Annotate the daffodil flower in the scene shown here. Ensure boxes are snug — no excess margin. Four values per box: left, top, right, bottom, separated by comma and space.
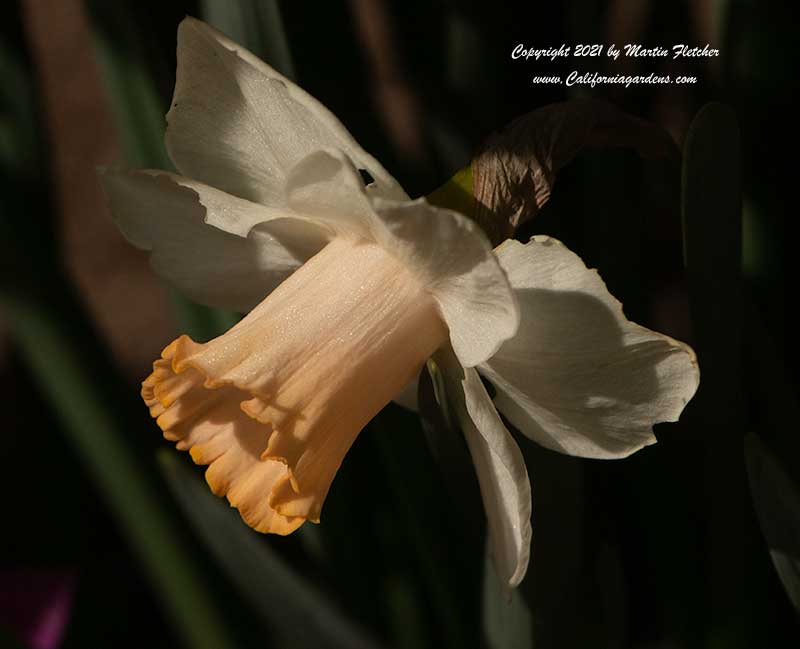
101, 18, 699, 589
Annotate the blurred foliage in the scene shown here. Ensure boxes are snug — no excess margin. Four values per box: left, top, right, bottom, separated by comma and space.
746, 434, 800, 614
159, 451, 384, 649
1, 1, 797, 649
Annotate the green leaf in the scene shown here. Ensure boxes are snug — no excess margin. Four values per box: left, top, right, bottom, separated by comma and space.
370, 404, 481, 649
0, 623, 30, 649
682, 102, 743, 398
482, 547, 534, 649
201, 0, 295, 79
745, 434, 800, 612
157, 451, 384, 649
87, 1, 171, 169
2, 11, 241, 645
682, 102, 751, 647
0, 291, 239, 649
89, 3, 241, 341
169, 290, 240, 343
0, 38, 38, 175
770, 552, 800, 614
418, 361, 485, 542
426, 165, 476, 221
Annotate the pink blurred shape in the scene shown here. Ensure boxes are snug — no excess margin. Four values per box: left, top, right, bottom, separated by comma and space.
0, 569, 77, 649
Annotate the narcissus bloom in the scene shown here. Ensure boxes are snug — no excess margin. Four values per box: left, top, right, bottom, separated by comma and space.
101, 18, 699, 589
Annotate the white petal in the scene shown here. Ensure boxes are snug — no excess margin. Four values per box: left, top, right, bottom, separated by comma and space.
437, 347, 532, 589
371, 198, 519, 368
284, 149, 376, 239
480, 236, 700, 459
166, 17, 405, 206
285, 149, 520, 367
100, 168, 328, 312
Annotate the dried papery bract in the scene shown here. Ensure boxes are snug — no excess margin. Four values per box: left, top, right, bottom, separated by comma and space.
472, 99, 678, 244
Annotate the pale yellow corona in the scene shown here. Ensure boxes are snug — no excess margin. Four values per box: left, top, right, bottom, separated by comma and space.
143, 238, 447, 532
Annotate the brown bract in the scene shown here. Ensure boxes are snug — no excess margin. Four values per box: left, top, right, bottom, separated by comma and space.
472, 99, 679, 245
22, 0, 174, 377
